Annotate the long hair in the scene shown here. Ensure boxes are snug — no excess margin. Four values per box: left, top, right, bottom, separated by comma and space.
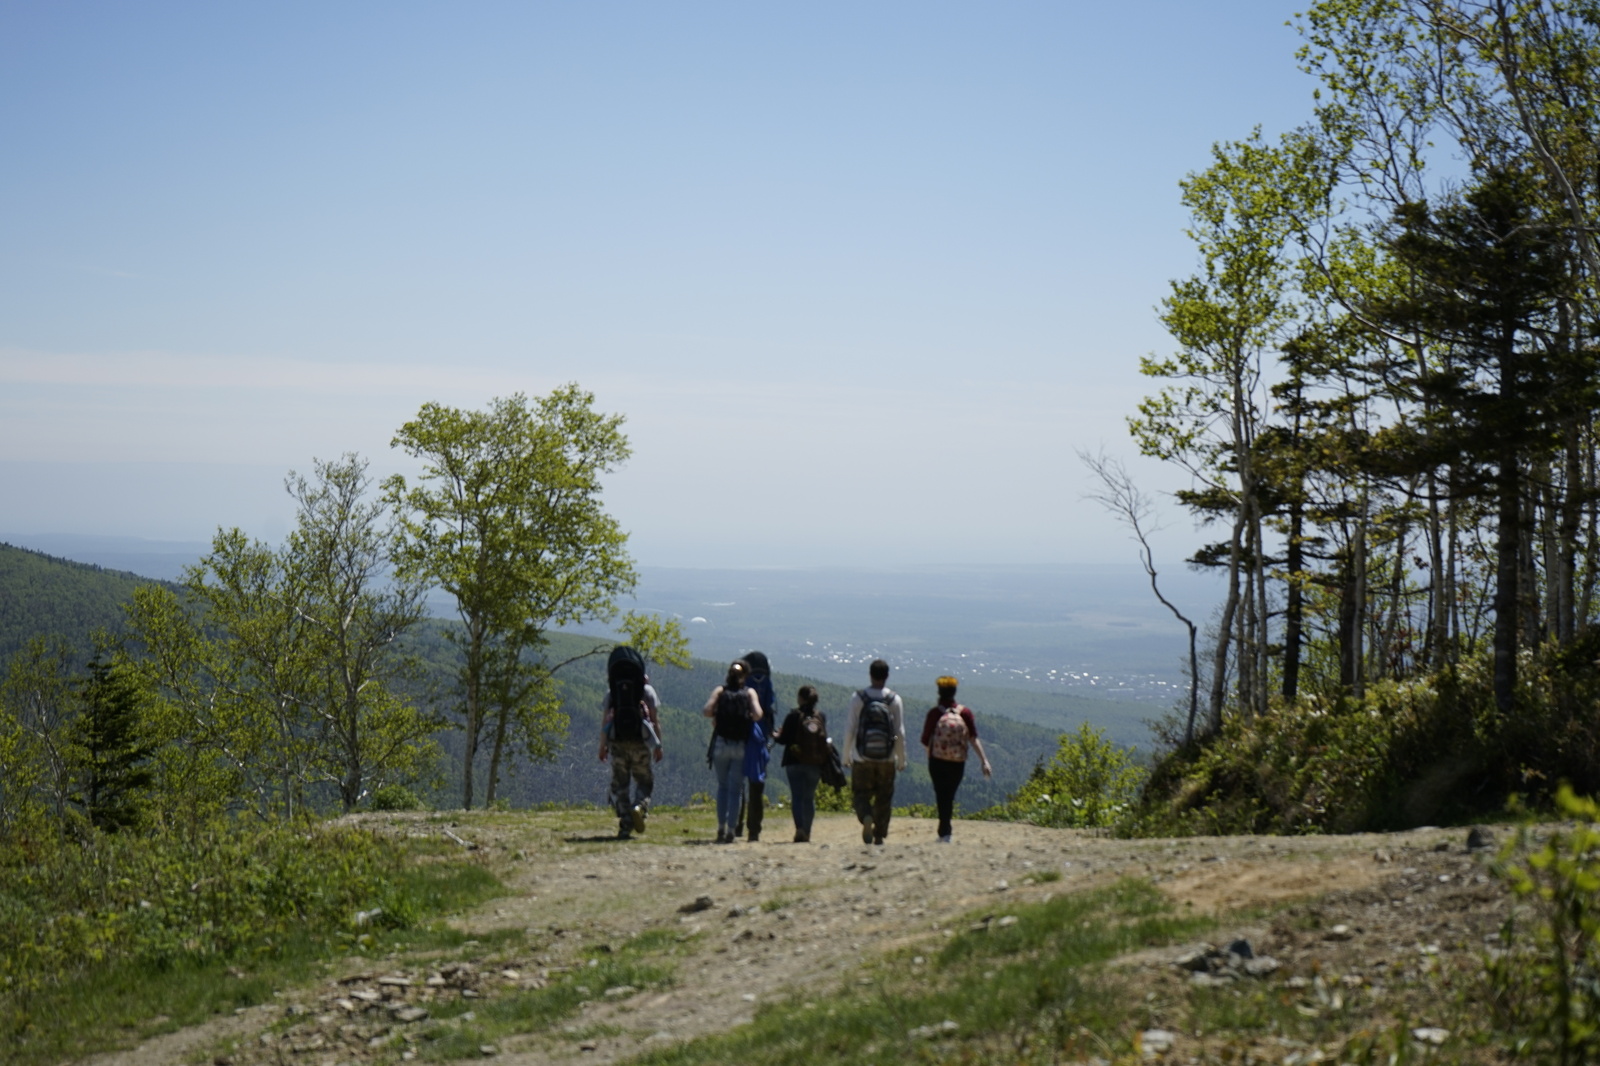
725, 660, 749, 688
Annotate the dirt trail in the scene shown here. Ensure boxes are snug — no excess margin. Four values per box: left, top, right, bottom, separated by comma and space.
83, 812, 1494, 1066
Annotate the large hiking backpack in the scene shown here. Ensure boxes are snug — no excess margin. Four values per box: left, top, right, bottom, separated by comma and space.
856, 689, 895, 761
607, 645, 648, 743
929, 704, 970, 762
796, 710, 830, 765
742, 650, 775, 716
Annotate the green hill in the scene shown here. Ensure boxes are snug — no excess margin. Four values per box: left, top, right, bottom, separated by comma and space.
0, 542, 164, 663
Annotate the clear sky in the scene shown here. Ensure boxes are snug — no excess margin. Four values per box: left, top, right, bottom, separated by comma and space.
1, 2, 1317, 568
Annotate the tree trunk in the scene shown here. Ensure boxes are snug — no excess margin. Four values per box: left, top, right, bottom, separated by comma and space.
1207, 507, 1248, 735
1283, 500, 1305, 701
1494, 452, 1521, 717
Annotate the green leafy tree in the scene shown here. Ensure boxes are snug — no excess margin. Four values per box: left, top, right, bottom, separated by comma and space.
386, 385, 665, 808
1132, 128, 1329, 729
0, 637, 84, 831
282, 455, 436, 811
125, 455, 433, 818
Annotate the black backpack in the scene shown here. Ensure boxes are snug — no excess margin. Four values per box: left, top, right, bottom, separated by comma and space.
715, 686, 751, 741
856, 689, 895, 760
607, 645, 648, 743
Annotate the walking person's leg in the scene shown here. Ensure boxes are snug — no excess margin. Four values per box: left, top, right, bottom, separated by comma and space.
747, 780, 764, 841
712, 739, 745, 842
610, 753, 634, 838
850, 763, 876, 843
928, 757, 965, 840
871, 763, 896, 843
786, 763, 820, 841
630, 746, 654, 832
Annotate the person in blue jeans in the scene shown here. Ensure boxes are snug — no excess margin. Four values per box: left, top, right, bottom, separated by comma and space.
773, 685, 830, 842
702, 660, 763, 844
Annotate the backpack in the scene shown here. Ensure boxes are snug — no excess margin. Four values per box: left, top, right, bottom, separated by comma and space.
715, 686, 751, 741
795, 710, 830, 766
855, 689, 895, 761
929, 704, 970, 762
607, 645, 648, 743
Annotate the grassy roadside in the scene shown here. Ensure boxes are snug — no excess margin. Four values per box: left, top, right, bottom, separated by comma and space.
1, 825, 505, 1066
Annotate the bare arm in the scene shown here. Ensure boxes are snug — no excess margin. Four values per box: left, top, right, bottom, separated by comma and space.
702, 686, 725, 717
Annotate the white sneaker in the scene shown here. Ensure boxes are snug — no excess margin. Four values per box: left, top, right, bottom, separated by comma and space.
937, 835, 952, 843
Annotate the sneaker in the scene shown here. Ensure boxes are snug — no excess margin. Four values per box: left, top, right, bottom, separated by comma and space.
873, 837, 885, 846
861, 819, 874, 845
937, 834, 952, 844
617, 821, 632, 841
631, 804, 647, 833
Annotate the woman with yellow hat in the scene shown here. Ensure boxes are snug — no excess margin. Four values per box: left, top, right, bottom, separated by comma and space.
919, 675, 992, 843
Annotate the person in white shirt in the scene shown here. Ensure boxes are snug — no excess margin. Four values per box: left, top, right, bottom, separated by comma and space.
841, 658, 907, 845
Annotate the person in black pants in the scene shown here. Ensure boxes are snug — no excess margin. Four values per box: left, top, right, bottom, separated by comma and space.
919, 675, 992, 843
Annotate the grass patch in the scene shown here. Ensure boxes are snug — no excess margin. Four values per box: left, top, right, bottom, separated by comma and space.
630, 878, 1214, 1066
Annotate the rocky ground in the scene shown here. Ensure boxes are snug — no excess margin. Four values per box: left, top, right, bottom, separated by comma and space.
81, 811, 1518, 1066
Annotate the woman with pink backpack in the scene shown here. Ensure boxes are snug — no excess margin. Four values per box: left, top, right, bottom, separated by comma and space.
920, 675, 992, 843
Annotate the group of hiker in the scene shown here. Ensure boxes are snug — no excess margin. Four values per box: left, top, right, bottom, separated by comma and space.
599, 648, 992, 845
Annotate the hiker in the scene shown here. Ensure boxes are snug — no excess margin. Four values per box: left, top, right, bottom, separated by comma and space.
772, 684, 829, 842
598, 645, 663, 840
702, 660, 763, 844
736, 650, 776, 842
842, 658, 907, 845
920, 675, 992, 843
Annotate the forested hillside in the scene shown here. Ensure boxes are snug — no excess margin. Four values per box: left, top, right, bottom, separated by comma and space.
0, 543, 157, 662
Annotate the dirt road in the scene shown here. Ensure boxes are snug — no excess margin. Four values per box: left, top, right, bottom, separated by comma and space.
85, 810, 1506, 1066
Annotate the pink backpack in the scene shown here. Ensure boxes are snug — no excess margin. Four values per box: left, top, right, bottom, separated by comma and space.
929, 705, 970, 762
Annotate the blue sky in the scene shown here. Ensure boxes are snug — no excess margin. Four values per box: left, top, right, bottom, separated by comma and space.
1, 2, 1317, 567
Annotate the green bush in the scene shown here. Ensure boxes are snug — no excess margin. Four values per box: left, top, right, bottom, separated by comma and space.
1486, 786, 1600, 1064
980, 723, 1145, 830
369, 784, 425, 811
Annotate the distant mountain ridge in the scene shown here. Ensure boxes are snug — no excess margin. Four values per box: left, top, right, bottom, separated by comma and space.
0, 542, 175, 662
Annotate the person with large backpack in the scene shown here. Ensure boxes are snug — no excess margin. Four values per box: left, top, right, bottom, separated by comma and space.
735, 650, 776, 842
919, 675, 992, 843
772, 684, 830, 842
599, 645, 662, 841
842, 658, 907, 845
701, 660, 763, 844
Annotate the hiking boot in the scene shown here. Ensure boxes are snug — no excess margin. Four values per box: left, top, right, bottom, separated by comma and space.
793, 831, 809, 843
631, 804, 647, 833
617, 821, 632, 841
861, 819, 874, 845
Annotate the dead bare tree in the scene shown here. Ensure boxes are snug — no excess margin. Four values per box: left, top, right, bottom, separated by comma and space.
1079, 448, 1203, 747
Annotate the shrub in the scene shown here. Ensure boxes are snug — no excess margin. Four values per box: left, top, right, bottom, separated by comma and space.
982, 723, 1145, 830
368, 784, 425, 812
1486, 786, 1600, 1064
